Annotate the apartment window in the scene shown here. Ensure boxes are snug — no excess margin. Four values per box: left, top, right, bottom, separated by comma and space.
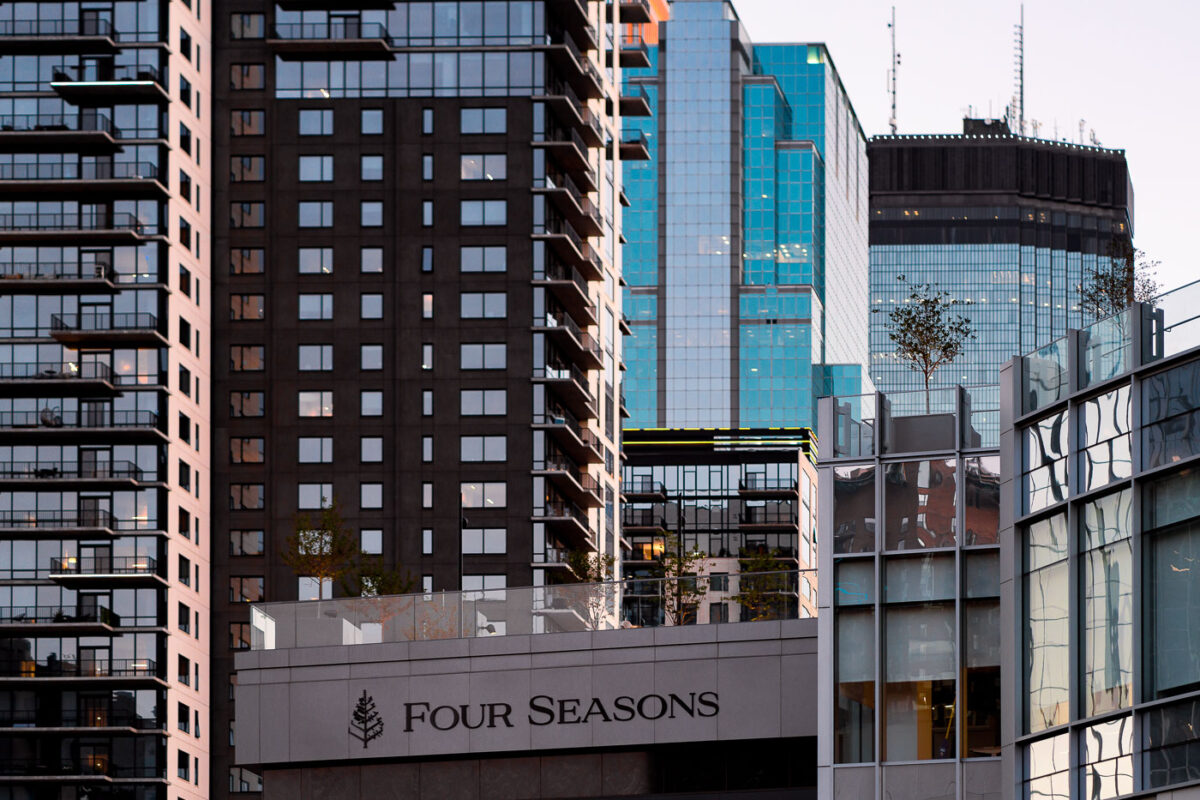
298, 294, 333, 320
179, 122, 192, 154
230, 156, 265, 182
422, 294, 433, 319
422, 200, 433, 226
298, 391, 333, 417
361, 345, 383, 370
421, 108, 433, 134
229, 623, 252, 650
361, 155, 383, 181
461, 246, 506, 272
230, 202, 264, 228
461, 107, 507, 134
231, 109, 265, 136
361, 294, 383, 319
179, 654, 191, 685
360, 247, 382, 274
179, 555, 192, 586
461, 482, 507, 508
229, 345, 264, 371
298, 437, 333, 463
460, 200, 506, 226
422, 482, 433, 509
361, 529, 383, 554
179, 76, 192, 107
421, 344, 433, 371
298, 155, 334, 182
361, 391, 383, 416
229, 484, 264, 510
422, 436, 433, 462
229, 577, 264, 603
179, 365, 191, 397
180, 169, 193, 202
230, 437, 265, 463
230, 12, 264, 39
421, 246, 433, 272
231, 248, 264, 274
298, 201, 333, 228
460, 154, 507, 181
178, 602, 191, 633
230, 391, 265, 418
298, 576, 332, 601
461, 389, 507, 416
178, 750, 190, 780
179, 460, 191, 490
179, 265, 192, 298
462, 528, 506, 554
461, 435, 507, 462
179, 412, 192, 444
298, 247, 333, 275
361, 483, 383, 509
361, 201, 383, 227
299, 108, 333, 135
460, 292, 506, 319
230, 64, 265, 89
298, 344, 333, 371
361, 437, 383, 463
423, 576, 434, 593
422, 529, 434, 555
361, 108, 382, 134
180, 28, 193, 59
230, 529, 265, 555
460, 343, 506, 369
422, 154, 433, 180
422, 390, 434, 416
179, 217, 193, 248
229, 294, 264, 320
298, 483, 333, 509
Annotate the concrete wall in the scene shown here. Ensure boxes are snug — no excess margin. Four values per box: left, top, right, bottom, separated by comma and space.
234, 619, 817, 766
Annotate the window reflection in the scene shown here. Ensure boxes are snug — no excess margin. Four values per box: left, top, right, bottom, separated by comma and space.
883, 459, 956, 549
1025, 513, 1069, 733
964, 456, 1000, 544
884, 603, 955, 760
1080, 386, 1131, 491
1145, 469, 1200, 699
835, 607, 875, 763
833, 465, 875, 554
1081, 489, 1132, 716
1143, 359, 1200, 469
1024, 411, 1068, 513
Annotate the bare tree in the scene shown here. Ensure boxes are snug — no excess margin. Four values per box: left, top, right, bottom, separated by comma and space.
874, 274, 975, 413
565, 550, 617, 629
1080, 240, 1160, 319
659, 531, 708, 626
283, 498, 414, 598
733, 548, 791, 622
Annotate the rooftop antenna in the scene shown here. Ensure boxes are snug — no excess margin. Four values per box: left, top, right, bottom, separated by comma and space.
1013, 4, 1025, 135
887, 6, 900, 134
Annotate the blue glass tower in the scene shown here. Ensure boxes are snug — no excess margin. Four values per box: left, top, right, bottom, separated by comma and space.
621, 0, 870, 431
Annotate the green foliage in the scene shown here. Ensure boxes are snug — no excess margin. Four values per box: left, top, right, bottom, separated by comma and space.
659, 531, 708, 626
733, 548, 791, 622
1080, 241, 1160, 319
283, 498, 415, 597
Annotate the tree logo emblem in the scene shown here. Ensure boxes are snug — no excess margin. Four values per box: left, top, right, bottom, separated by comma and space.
349, 689, 384, 748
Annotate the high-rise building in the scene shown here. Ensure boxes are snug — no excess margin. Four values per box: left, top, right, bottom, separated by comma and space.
621, 0, 870, 431
211, 2, 628, 794
0, 1, 212, 796
868, 121, 1134, 394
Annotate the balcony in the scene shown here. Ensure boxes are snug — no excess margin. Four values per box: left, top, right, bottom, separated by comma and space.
0, 112, 120, 151
534, 452, 603, 508
619, 387, 631, 418
0, 212, 162, 243
548, 0, 598, 50
268, 22, 393, 57
0, 708, 164, 732
738, 507, 798, 531
532, 498, 595, 550
0, 758, 161, 781
0, 509, 118, 537
0, 361, 116, 397
0, 409, 164, 443
535, 311, 604, 369
533, 260, 596, 326
0, 19, 120, 54
534, 360, 596, 420
0, 459, 150, 488
619, 85, 653, 117
0, 605, 121, 635
738, 477, 799, 498
275, 0, 396, 8
533, 403, 605, 465
536, 123, 596, 189
0, 161, 166, 197
0, 657, 160, 683
621, 509, 668, 533
619, 313, 633, 335
614, 129, 651, 161
0, 260, 117, 292
542, 78, 605, 148
609, 0, 653, 24
545, 31, 604, 100
614, 32, 651, 69
50, 64, 169, 103
49, 555, 164, 587
534, 172, 603, 237
623, 479, 667, 502
50, 312, 166, 346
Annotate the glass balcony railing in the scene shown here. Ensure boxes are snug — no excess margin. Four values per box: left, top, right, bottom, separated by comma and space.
270, 21, 391, 43
0, 459, 143, 481
0, 112, 117, 135
0, 360, 112, 381
0, 709, 162, 729
0, 656, 155, 678
0, 19, 116, 38
0, 605, 120, 626
0, 212, 157, 234
0, 409, 158, 430
0, 161, 160, 182
49, 555, 157, 575
0, 260, 115, 282
50, 311, 160, 334
249, 569, 813, 650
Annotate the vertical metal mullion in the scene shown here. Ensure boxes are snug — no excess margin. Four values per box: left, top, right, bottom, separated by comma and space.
874, 447, 884, 800
954, 387, 966, 800
1129, 368, 1145, 792
1066, 384, 1082, 797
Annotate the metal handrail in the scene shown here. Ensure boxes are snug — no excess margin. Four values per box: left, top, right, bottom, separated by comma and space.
0, 509, 116, 529
49, 555, 157, 574
0, 409, 158, 429
0, 212, 152, 232
0, 605, 120, 626
0, 19, 116, 37
0, 261, 115, 281
52, 63, 161, 83
50, 311, 159, 332
0, 162, 159, 181
0, 657, 156, 677
0, 361, 112, 380
0, 460, 143, 481
0, 112, 117, 135
270, 22, 392, 43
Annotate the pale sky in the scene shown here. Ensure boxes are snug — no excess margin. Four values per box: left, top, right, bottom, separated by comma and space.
730, 0, 1198, 292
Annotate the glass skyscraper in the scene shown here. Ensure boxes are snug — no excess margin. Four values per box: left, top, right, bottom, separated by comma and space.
622, 0, 869, 430
869, 124, 1134, 394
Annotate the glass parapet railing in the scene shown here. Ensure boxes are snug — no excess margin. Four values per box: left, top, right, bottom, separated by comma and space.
249, 569, 813, 651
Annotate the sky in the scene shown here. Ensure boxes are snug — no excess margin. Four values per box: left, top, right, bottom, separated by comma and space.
730, 0, 1198, 292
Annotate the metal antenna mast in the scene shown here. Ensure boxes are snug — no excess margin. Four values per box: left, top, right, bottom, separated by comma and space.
887, 6, 899, 134
1013, 4, 1025, 135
